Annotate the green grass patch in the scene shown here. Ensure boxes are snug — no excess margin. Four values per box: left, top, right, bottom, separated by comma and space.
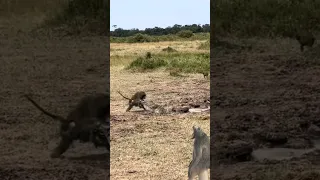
111, 33, 210, 43
126, 56, 168, 71
126, 52, 209, 74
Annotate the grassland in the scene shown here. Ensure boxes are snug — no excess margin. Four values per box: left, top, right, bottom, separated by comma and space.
212, 0, 320, 179
110, 39, 210, 179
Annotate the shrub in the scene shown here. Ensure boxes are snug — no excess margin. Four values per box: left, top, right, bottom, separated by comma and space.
177, 30, 194, 38
129, 33, 151, 43
127, 56, 167, 70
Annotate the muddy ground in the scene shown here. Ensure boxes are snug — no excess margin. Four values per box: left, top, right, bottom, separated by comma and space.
0, 28, 109, 179
211, 37, 320, 179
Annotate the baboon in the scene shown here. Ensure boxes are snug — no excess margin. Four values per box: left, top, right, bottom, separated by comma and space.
296, 32, 315, 52
117, 91, 147, 112
24, 93, 110, 158
188, 126, 210, 180
202, 72, 209, 79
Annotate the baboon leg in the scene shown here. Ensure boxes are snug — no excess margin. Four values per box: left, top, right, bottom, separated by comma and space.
188, 166, 197, 180
105, 141, 110, 151
188, 171, 197, 180
50, 137, 73, 158
300, 45, 304, 52
90, 126, 110, 151
140, 104, 147, 110
198, 170, 209, 180
126, 104, 133, 112
91, 135, 110, 149
93, 140, 110, 152
102, 140, 110, 151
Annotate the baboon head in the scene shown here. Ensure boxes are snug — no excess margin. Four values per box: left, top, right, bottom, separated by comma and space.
140, 92, 146, 100
191, 125, 206, 139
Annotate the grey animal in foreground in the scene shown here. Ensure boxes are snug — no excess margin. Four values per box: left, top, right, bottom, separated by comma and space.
24, 93, 110, 158
296, 32, 315, 52
188, 126, 210, 180
117, 91, 147, 112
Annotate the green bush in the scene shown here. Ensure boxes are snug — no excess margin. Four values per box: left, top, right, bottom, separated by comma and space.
167, 53, 210, 73
127, 57, 167, 70
126, 53, 209, 73
129, 33, 152, 43
177, 30, 194, 38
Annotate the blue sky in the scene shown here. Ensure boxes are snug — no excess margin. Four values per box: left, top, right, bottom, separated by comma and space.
110, 0, 209, 31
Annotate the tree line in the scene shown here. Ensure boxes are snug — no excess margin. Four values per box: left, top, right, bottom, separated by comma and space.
111, 24, 210, 37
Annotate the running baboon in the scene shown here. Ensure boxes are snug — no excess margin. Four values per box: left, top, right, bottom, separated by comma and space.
24, 93, 110, 158
117, 91, 147, 112
188, 126, 210, 180
296, 32, 315, 52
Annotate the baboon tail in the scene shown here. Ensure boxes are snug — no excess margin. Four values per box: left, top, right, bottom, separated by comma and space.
24, 95, 66, 122
117, 91, 131, 100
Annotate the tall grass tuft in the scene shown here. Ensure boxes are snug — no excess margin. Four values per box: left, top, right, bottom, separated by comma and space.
127, 53, 210, 74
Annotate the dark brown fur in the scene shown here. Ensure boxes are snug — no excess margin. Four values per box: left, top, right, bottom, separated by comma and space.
296, 32, 315, 52
117, 91, 147, 112
24, 93, 110, 158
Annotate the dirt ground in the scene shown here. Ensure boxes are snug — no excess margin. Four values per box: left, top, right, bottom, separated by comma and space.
212, 36, 320, 179
0, 19, 109, 179
110, 41, 210, 179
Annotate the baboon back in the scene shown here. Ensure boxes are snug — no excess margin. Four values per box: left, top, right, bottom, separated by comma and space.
67, 93, 110, 122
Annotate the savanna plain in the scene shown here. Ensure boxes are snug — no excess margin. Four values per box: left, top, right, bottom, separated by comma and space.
212, 0, 320, 179
110, 35, 210, 179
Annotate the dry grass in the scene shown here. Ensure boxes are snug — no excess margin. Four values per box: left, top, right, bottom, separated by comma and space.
110, 41, 210, 179
110, 40, 209, 66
